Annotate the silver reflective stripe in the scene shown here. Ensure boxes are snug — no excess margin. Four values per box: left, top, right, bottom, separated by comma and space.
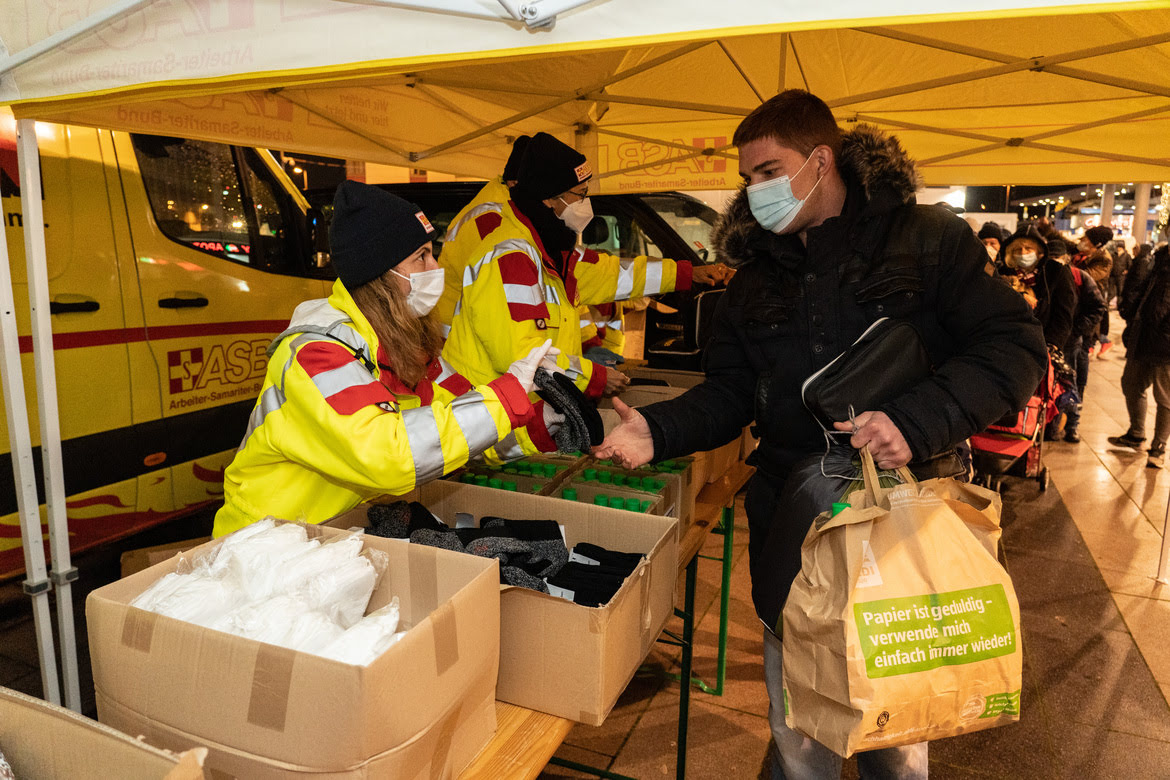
441, 321, 452, 338
543, 284, 562, 305
280, 334, 318, 395
436, 357, 459, 385
644, 259, 664, 296
565, 354, 585, 381
324, 322, 370, 359
239, 383, 285, 449
445, 202, 502, 242
450, 391, 501, 458
402, 406, 446, 484
310, 360, 381, 399
502, 283, 545, 306
614, 257, 636, 301
494, 431, 525, 461
464, 238, 544, 289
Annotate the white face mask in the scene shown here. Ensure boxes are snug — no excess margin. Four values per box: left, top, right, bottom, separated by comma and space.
1011, 251, 1039, 271
391, 267, 445, 317
745, 151, 822, 234
557, 196, 594, 233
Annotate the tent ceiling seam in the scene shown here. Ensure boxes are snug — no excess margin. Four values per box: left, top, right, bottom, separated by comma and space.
416, 40, 712, 160
716, 40, 766, 104
273, 89, 412, 161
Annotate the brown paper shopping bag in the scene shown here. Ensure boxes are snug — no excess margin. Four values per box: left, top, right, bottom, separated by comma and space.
781, 448, 1022, 757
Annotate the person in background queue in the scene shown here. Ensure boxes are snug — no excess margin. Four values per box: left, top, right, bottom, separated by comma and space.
442, 131, 730, 400
435, 135, 531, 331
214, 182, 563, 537
1075, 225, 1115, 357
593, 90, 1046, 780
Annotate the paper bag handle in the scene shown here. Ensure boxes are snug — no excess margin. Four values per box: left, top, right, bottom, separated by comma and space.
859, 445, 917, 507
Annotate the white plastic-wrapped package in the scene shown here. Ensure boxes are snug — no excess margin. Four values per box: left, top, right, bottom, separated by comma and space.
319, 598, 405, 666
129, 519, 402, 664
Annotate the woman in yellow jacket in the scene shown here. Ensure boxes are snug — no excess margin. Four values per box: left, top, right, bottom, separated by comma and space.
214, 181, 561, 536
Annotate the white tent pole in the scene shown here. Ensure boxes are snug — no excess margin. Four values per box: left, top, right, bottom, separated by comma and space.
416, 40, 711, 159
16, 119, 81, 712
0, 138, 59, 707
1134, 183, 1153, 244
0, 0, 155, 77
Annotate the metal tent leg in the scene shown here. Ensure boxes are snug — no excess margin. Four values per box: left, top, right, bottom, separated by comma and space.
18, 119, 81, 710
0, 134, 59, 705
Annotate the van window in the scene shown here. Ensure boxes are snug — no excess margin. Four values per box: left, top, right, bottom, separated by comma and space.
640, 194, 718, 263
132, 135, 303, 273
132, 135, 252, 263
582, 208, 662, 259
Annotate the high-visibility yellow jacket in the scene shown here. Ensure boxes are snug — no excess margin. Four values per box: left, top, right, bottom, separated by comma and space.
442, 200, 692, 397
436, 177, 510, 332
580, 302, 628, 355
213, 279, 554, 536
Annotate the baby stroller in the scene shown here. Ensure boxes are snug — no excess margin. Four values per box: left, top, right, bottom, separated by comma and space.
970, 355, 1059, 492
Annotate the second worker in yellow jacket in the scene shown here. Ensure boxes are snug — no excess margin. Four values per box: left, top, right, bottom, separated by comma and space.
442, 132, 726, 401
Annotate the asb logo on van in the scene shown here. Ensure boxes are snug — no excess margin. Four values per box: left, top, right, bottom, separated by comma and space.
166, 339, 271, 409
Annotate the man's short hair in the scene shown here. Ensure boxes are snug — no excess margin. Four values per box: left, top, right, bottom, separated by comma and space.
732, 89, 843, 158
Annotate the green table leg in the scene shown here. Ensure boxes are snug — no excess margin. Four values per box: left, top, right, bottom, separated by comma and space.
677, 553, 697, 779
683, 504, 734, 696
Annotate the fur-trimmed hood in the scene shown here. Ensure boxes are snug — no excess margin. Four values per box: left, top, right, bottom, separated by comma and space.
713, 124, 920, 266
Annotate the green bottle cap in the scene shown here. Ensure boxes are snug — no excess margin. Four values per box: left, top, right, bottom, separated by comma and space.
594, 494, 608, 506
503, 481, 517, 492
517, 463, 531, 474
475, 475, 489, 487
640, 500, 652, 512
531, 483, 543, 493
583, 468, 597, 481
608, 496, 625, 509
624, 498, 641, 512
613, 474, 627, 487
562, 488, 577, 501
543, 464, 556, 478
460, 473, 476, 484
598, 471, 612, 484
503, 466, 517, 475
488, 478, 503, 489
627, 477, 643, 490
831, 502, 851, 517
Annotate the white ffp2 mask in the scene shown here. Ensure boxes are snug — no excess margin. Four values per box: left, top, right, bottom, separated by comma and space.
391, 267, 445, 317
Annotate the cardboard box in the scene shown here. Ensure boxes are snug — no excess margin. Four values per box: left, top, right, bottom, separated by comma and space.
627, 366, 706, 389
88, 525, 500, 779
329, 482, 678, 725
120, 538, 212, 578
704, 434, 743, 483
0, 685, 206, 779
556, 481, 664, 516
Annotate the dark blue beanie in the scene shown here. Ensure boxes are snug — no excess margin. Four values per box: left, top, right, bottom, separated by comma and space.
329, 181, 435, 290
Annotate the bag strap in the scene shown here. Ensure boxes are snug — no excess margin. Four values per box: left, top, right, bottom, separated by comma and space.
859, 445, 918, 508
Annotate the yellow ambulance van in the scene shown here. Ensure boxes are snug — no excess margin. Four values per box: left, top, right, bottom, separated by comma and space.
0, 111, 331, 578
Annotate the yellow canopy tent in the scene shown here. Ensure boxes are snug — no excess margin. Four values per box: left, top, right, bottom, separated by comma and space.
2, 1, 1169, 189
1, 0, 1169, 712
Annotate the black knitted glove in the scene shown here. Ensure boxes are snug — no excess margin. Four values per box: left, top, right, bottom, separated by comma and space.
534, 368, 604, 452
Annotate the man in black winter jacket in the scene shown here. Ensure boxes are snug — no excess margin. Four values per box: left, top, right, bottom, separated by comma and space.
1109, 244, 1170, 468
594, 90, 1046, 780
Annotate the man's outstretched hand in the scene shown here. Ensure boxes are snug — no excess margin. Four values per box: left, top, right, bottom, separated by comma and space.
592, 397, 654, 468
832, 410, 912, 469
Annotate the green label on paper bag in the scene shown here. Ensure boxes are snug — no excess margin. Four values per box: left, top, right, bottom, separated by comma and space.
853, 585, 1016, 679
979, 690, 1021, 718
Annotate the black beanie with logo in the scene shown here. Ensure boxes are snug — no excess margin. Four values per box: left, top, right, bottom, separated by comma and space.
329, 180, 435, 290
503, 135, 531, 182
512, 132, 593, 201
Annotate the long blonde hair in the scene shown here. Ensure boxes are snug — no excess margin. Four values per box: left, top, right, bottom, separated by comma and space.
349, 269, 444, 389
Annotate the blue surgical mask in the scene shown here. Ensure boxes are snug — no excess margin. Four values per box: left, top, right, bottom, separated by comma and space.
745, 151, 822, 234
